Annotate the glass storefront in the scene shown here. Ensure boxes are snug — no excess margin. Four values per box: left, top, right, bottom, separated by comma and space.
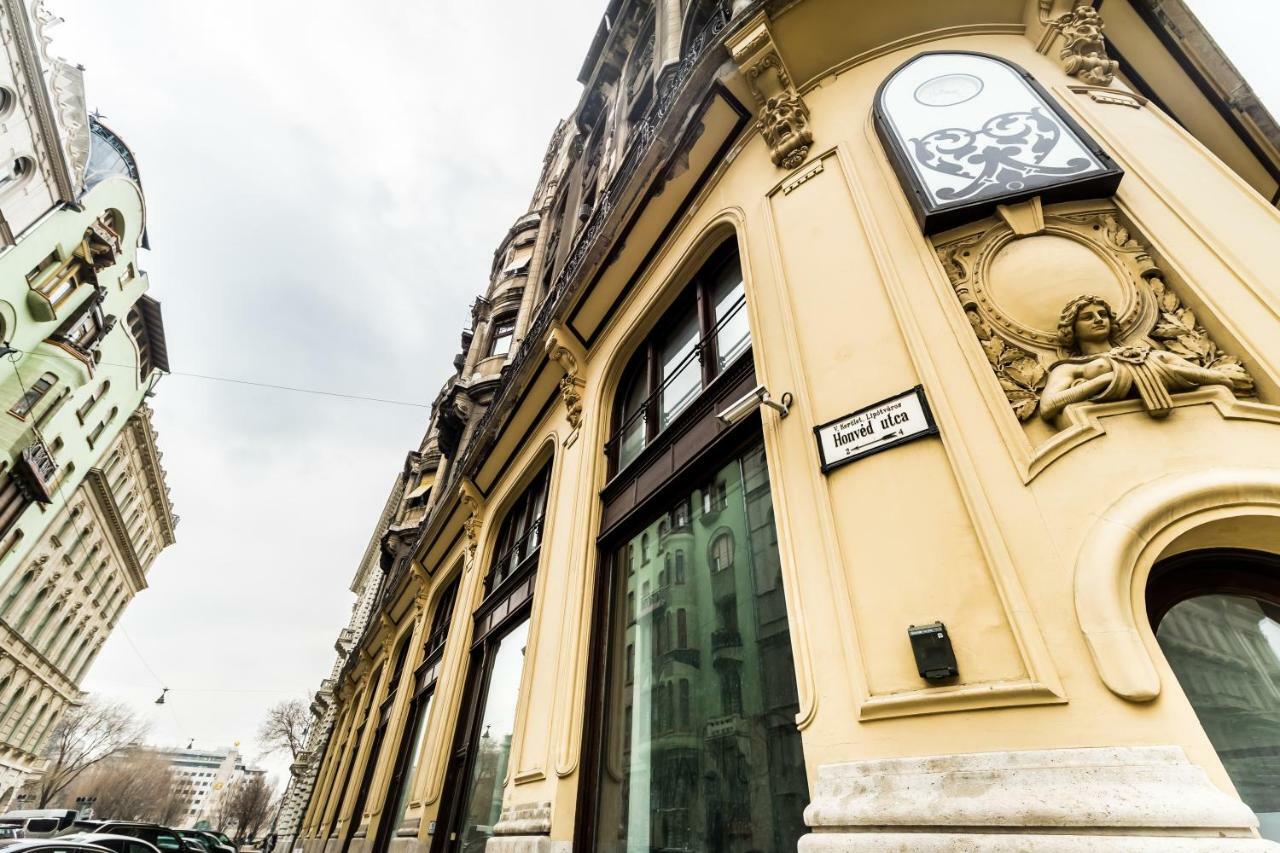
1157, 593, 1280, 841
453, 618, 530, 853
594, 444, 808, 851
387, 692, 432, 838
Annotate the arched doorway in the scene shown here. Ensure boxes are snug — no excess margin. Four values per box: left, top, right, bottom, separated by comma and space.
1149, 548, 1280, 842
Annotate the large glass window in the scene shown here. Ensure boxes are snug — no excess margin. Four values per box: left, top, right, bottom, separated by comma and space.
592, 444, 808, 851
1156, 585, 1280, 841
374, 577, 458, 853
609, 243, 748, 472
438, 466, 549, 852
452, 619, 528, 853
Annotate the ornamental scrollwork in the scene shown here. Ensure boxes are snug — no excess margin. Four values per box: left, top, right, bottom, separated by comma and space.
914, 109, 1093, 204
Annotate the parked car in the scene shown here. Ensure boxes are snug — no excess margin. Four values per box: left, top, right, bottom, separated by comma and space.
175, 833, 226, 853
186, 835, 230, 853
58, 824, 178, 853
56, 834, 160, 853
0, 827, 22, 841
0, 840, 111, 853
0, 813, 78, 839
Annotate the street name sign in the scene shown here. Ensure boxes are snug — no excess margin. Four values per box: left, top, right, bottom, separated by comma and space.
813, 386, 938, 473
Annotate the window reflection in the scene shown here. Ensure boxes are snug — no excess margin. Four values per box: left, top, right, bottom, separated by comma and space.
1158, 594, 1280, 841
389, 692, 432, 836
455, 619, 529, 853
595, 445, 808, 851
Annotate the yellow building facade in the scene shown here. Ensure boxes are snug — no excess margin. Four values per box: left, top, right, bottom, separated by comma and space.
294, 1, 1280, 850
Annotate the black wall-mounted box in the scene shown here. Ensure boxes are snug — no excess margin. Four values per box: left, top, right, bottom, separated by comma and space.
908, 622, 959, 681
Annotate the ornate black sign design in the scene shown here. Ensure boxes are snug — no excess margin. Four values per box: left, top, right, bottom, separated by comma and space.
912, 108, 1095, 202
874, 51, 1124, 234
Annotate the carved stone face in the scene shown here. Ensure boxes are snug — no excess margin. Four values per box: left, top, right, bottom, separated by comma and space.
1073, 301, 1112, 346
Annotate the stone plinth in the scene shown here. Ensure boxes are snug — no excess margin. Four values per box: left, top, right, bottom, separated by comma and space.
799, 746, 1280, 851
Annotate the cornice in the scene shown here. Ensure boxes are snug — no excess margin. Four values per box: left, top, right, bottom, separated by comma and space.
82, 468, 147, 593
125, 406, 177, 547
2, 0, 75, 202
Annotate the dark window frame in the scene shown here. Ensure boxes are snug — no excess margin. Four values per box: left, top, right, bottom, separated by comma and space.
606, 240, 748, 475
487, 315, 516, 358
432, 463, 552, 853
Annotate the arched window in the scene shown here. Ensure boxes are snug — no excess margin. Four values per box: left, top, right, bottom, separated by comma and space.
437, 463, 551, 851
589, 281, 807, 852
710, 530, 734, 573
1149, 549, 1280, 841
76, 380, 110, 424
0, 570, 34, 620
30, 599, 61, 645
0, 157, 31, 193
14, 585, 50, 632
44, 614, 73, 657
485, 465, 550, 593
21, 702, 48, 750
607, 240, 748, 471
9, 373, 57, 418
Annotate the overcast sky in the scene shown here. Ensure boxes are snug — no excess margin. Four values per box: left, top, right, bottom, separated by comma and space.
47, 0, 1279, 786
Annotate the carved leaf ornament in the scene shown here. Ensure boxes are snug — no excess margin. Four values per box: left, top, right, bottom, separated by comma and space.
936, 207, 1253, 423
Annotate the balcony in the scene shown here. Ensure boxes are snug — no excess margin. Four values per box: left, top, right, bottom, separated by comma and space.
711, 629, 741, 652
12, 439, 57, 504
639, 589, 667, 617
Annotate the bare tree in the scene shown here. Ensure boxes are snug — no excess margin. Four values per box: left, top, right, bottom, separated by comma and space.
32, 697, 149, 807
256, 701, 311, 761
63, 749, 180, 821
230, 775, 274, 844
208, 774, 273, 843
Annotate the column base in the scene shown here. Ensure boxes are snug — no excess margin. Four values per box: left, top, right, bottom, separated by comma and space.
800, 746, 1280, 852
801, 834, 1271, 851
483, 839, 569, 853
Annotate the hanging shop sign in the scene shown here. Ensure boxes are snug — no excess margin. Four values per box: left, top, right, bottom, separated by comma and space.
874, 51, 1123, 234
814, 386, 938, 472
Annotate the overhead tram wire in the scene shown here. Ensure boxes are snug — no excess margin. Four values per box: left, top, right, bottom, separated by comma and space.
4, 346, 433, 409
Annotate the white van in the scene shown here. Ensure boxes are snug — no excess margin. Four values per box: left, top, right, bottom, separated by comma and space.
0, 809, 79, 838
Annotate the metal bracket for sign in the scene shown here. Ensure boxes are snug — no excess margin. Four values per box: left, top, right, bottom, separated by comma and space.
813, 385, 939, 473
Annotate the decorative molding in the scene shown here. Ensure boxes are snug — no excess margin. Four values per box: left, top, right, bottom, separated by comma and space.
82, 469, 146, 594
458, 477, 484, 565
1054, 2, 1119, 87
1028, 386, 1280, 480
781, 159, 823, 195
725, 11, 812, 170
1075, 467, 1280, 702
544, 320, 586, 446
934, 203, 1256, 432
1068, 84, 1147, 109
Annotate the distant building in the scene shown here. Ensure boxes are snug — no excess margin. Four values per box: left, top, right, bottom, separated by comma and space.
0, 0, 175, 807
151, 745, 265, 829
269, 475, 409, 853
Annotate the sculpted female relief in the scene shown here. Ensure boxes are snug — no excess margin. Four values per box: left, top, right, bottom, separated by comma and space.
934, 205, 1259, 434
1040, 295, 1254, 421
